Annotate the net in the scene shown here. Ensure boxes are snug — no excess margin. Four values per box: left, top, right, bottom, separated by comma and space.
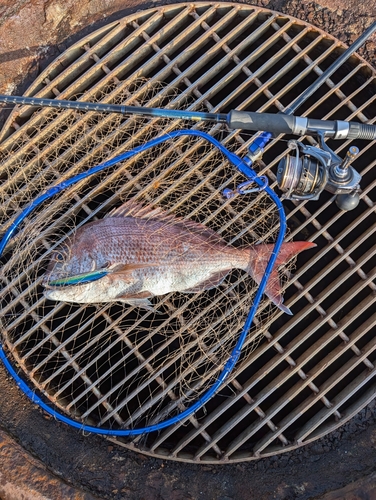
0, 79, 292, 432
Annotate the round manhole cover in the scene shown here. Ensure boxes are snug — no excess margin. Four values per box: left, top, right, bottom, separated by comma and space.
0, 3, 375, 463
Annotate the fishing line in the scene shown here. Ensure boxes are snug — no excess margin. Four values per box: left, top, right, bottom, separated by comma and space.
0, 129, 286, 435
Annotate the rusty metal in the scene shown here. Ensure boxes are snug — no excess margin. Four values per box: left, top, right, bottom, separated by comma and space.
0, 3, 375, 462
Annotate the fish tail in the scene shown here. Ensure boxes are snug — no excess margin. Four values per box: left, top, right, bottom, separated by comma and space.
246, 241, 316, 315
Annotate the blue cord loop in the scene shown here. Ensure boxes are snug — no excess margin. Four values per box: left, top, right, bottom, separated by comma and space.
0, 129, 285, 436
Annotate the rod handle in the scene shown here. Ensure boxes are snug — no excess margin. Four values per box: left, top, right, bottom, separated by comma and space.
227, 110, 295, 134
227, 110, 376, 140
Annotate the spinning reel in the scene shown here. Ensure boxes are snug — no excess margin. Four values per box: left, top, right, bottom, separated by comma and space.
277, 134, 361, 210
238, 115, 368, 210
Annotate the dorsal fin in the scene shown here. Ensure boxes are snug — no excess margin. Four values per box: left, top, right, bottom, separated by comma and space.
173, 219, 227, 246
107, 200, 176, 223
107, 200, 227, 246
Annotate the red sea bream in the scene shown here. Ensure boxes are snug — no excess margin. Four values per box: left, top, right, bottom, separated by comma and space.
43, 201, 316, 314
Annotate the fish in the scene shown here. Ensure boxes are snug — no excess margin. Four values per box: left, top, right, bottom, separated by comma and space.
42, 201, 316, 314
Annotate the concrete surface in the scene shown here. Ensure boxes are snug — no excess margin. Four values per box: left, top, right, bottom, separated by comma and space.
0, 429, 99, 500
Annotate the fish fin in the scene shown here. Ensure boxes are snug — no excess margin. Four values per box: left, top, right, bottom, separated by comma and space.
107, 200, 176, 223
117, 291, 159, 313
108, 200, 227, 246
174, 220, 227, 246
47, 263, 155, 287
247, 241, 316, 314
181, 270, 230, 293
109, 262, 159, 275
117, 291, 153, 300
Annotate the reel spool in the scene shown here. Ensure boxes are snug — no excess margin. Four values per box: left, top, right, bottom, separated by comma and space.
277, 136, 362, 210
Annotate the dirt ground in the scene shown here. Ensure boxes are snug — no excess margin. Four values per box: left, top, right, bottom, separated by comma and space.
0, 1, 375, 499
0, 360, 375, 500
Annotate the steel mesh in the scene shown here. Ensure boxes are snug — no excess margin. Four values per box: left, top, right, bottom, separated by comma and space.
0, 3, 375, 462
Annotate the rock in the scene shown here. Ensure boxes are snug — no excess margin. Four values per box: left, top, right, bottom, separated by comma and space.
0, 429, 99, 500
318, 472, 376, 499
45, 1, 70, 29
0, 0, 143, 98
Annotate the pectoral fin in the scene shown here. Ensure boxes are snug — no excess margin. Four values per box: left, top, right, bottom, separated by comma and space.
109, 262, 159, 275
181, 270, 230, 293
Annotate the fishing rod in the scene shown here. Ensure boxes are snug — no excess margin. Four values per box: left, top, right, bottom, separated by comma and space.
1, 22, 376, 210
0, 94, 375, 141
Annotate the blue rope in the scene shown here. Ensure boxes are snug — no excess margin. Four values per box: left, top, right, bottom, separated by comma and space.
0, 130, 286, 435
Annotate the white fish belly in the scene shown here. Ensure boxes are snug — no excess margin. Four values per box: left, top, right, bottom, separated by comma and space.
44, 259, 241, 304
44, 277, 132, 304
144, 261, 232, 295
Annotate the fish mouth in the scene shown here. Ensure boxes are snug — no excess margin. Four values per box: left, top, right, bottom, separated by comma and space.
42, 281, 55, 290
43, 288, 73, 302
42, 274, 58, 289
43, 289, 56, 300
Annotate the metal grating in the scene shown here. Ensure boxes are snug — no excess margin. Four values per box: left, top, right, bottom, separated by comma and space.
0, 3, 375, 463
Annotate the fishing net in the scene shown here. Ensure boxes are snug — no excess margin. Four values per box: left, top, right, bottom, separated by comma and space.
0, 78, 294, 432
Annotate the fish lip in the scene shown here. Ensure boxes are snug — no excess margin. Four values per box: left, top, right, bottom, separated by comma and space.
43, 289, 62, 301
42, 273, 59, 288
41, 275, 52, 288
43, 288, 56, 300
42, 281, 64, 290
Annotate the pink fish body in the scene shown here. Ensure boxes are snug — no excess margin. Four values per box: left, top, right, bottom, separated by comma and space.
43, 201, 316, 314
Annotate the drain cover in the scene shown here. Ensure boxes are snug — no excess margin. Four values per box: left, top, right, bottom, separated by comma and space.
0, 3, 375, 463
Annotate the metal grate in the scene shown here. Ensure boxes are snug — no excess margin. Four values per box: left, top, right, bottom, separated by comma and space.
0, 3, 375, 463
